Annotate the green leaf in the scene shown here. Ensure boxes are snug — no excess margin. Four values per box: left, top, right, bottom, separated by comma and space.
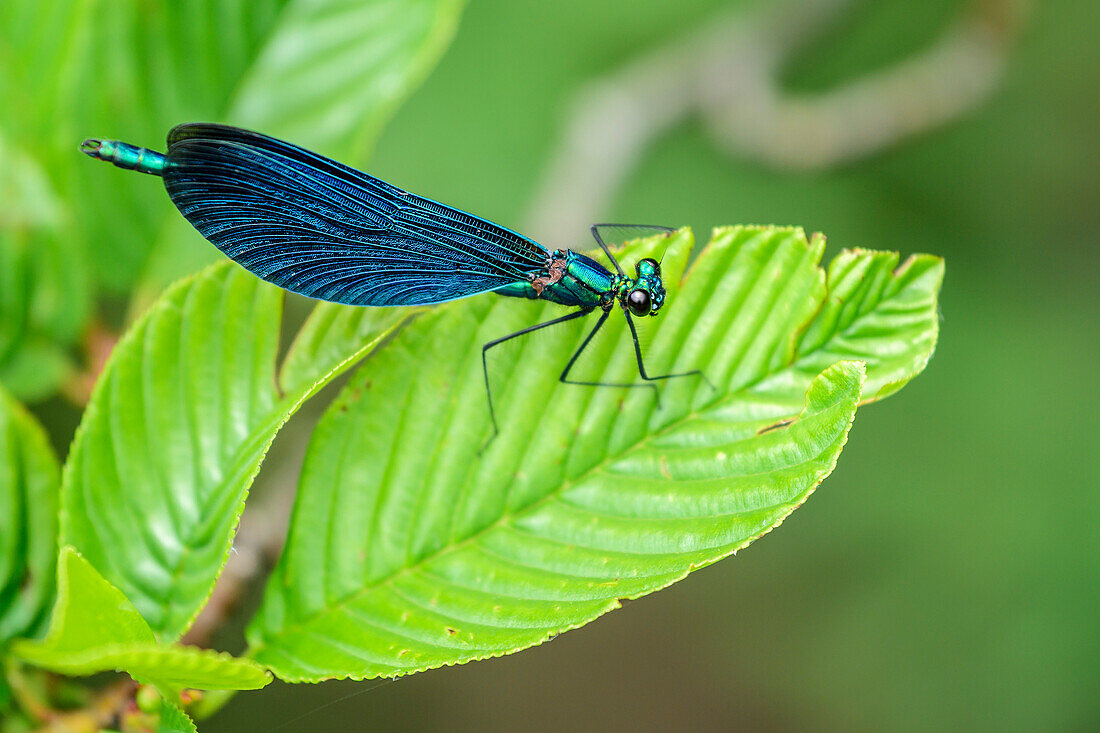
279, 303, 416, 396
158, 700, 197, 733
133, 0, 468, 307
0, 384, 60, 642
246, 226, 944, 681
16, 547, 155, 651
90, 647, 269, 693
0, 132, 86, 401
230, 0, 467, 163
60, 263, 411, 640
11, 548, 270, 694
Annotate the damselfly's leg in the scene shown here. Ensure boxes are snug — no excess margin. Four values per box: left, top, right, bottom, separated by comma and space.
558, 310, 660, 404
481, 308, 593, 447
622, 311, 711, 393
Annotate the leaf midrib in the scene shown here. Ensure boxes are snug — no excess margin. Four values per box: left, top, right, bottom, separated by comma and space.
248, 254, 905, 656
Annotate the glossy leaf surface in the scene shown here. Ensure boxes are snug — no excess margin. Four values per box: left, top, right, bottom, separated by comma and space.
248, 226, 943, 680
230, 0, 467, 162
11, 548, 270, 693
158, 700, 198, 733
60, 263, 411, 639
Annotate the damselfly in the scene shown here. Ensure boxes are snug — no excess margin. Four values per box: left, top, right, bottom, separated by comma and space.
82, 124, 704, 439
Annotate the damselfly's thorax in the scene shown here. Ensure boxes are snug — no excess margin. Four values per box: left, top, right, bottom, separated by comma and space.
521, 249, 615, 310
523, 250, 666, 316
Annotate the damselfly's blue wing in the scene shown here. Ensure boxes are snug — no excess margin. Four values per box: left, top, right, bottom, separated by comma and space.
162, 124, 549, 307
591, 224, 676, 247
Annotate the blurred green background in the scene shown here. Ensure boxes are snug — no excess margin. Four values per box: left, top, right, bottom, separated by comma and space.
4, 0, 1098, 729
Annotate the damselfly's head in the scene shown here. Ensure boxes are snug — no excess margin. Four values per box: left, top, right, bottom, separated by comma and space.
618, 258, 665, 317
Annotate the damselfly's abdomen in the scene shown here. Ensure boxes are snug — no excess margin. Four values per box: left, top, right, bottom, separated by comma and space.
80, 139, 167, 176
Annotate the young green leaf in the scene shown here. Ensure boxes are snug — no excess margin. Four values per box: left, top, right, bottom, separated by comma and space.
60, 263, 411, 640
230, 0, 468, 163
158, 699, 198, 733
15, 547, 156, 651
11, 548, 270, 694
246, 226, 944, 681
0, 384, 60, 641
279, 304, 416, 398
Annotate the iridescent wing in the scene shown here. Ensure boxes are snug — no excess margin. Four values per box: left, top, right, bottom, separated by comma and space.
591, 224, 676, 248
588, 224, 677, 275
162, 124, 549, 307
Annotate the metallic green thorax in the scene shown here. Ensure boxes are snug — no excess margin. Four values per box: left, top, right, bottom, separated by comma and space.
80, 139, 167, 175
497, 250, 666, 316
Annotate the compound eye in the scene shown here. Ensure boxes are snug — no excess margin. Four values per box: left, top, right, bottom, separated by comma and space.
627, 289, 651, 316
637, 257, 660, 275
